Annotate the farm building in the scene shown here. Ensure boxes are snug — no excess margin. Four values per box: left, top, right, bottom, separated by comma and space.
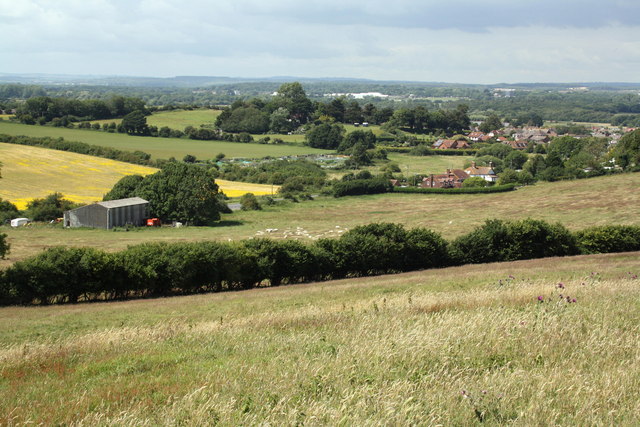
64, 197, 149, 229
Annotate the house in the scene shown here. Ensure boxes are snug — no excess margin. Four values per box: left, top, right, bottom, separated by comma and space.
64, 197, 149, 229
504, 140, 529, 150
421, 169, 468, 188
432, 139, 471, 150
467, 132, 485, 142
465, 161, 498, 182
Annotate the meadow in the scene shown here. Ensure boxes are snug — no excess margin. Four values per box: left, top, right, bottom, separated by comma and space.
0, 144, 278, 209
1, 251, 638, 424
91, 109, 222, 130
0, 122, 329, 160
1, 172, 638, 268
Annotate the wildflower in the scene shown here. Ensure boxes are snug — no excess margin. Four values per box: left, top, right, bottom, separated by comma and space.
572, 298, 577, 303
556, 283, 565, 289
537, 295, 544, 302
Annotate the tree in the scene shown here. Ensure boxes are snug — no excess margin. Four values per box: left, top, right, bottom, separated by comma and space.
338, 130, 376, 153
479, 113, 503, 133
121, 110, 149, 135
269, 107, 294, 133
614, 129, 640, 169
504, 150, 529, 170
305, 123, 345, 149
270, 82, 313, 125
106, 163, 224, 225
240, 193, 261, 211
462, 177, 488, 188
103, 175, 145, 201
183, 154, 197, 163
0, 233, 9, 259
25, 193, 77, 222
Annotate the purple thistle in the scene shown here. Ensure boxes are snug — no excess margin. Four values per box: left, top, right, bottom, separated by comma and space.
572, 298, 577, 303
556, 283, 565, 289
537, 295, 544, 302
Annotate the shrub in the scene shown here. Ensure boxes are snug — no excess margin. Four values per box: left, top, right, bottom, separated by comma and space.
0, 233, 9, 259
240, 193, 261, 211
449, 219, 579, 265
575, 225, 640, 254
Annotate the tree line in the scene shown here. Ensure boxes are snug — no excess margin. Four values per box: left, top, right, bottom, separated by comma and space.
1, 220, 639, 306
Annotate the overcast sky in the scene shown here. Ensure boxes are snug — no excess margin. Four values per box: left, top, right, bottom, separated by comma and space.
2, 0, 640, 83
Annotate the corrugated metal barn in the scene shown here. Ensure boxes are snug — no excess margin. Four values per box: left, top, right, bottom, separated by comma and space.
64, 197, 149, 229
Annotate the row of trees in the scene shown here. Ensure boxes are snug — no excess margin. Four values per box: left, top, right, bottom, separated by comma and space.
14, 95, 147, 125
2, 220, 639, 305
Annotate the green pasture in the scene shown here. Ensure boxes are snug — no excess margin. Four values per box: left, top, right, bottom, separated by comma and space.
91, 109, 222, 129
1, 251, 639, 424
0, 121, 329, 160
2, 173, 639, 268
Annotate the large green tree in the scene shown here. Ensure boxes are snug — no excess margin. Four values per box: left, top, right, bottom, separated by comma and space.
305, 123, 345, 149
106, 163, 224, 225
614, 129, 640, 169
121, 110, 150, 135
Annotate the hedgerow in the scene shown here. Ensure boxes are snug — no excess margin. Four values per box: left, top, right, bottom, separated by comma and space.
0, 220, 637, 305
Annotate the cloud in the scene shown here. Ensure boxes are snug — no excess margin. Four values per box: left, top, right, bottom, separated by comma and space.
1, 0, 640, 83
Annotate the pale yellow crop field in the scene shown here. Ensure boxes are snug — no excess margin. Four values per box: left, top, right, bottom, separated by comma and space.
0, 143, 157, 209
216, 179, 279, 197
0, 143, 279, 209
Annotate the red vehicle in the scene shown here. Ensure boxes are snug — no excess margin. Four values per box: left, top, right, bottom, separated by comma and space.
146, 218, 162, 227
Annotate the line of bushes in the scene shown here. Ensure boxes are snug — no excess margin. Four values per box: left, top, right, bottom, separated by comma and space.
378, 146, 478, 156
392, 184, 517, 194
0, 134, 156, 167
333, 178, 393, 197
1, 220, 639, 306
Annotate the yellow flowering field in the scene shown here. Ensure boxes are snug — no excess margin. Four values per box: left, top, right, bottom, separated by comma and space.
0, 144, 279, 209
0, 143, 157, 209
216, 179, 279, 197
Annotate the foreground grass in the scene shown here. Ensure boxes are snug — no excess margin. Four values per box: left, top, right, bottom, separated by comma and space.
0, 122, 329, 160
1, 252, 639, 424
2, 172, 639, 267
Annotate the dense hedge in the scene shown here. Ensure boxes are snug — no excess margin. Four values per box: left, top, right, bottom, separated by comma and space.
449, 219, 580, 265
0, 219, 637, 306
392, 184, 516, 194
575, 225, 640, 254
379, 146, 478, 156
333, 178, 392, 197
0, 134, 156, 166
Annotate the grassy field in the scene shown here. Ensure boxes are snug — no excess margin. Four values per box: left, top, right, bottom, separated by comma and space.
0, 143, 157, 209
0, 122, 329, 160
1, 172, 638, 268
91, 109, 222, 129
1, 251, 639, 424
0, 144, 279, 209
385, 153, 472, 174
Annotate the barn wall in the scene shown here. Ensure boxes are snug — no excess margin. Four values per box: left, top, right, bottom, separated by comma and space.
66, 204, 108, 228
108, 203, 148, 228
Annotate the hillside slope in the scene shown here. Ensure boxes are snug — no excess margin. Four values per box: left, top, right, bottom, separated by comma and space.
1, 252, 639, 424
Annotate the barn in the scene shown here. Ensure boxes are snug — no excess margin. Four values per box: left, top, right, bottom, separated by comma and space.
64, 197, 149, 229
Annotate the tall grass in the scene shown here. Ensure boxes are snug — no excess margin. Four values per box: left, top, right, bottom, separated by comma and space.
1, 252, 639, 425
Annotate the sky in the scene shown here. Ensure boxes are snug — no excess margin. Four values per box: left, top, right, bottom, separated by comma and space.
2, 0, 640, 84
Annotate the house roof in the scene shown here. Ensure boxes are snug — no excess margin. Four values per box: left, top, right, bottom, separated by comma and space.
97, 197, 149, 209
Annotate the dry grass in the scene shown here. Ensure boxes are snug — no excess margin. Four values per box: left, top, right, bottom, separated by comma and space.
1, 252, 639, 425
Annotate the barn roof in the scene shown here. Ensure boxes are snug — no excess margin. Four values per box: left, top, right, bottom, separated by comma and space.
97, 197, 149, 209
